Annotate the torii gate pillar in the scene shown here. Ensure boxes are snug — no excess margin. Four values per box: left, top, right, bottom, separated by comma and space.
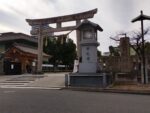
37, 26, 43, 73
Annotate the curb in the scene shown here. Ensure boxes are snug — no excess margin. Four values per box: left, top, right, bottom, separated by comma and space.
0, 86, 63, 90
62, 87, 150, 95
1, 85, 150, 95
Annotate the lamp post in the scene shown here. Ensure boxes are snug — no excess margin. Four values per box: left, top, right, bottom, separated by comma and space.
131, 10, 150, 84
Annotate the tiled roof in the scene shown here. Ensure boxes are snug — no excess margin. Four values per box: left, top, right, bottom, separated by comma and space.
13, 43, 50, 57
0, 32, 37, 43
77, 19, 103, 31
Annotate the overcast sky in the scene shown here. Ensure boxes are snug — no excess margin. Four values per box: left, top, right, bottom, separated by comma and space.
0, 0, 150, 52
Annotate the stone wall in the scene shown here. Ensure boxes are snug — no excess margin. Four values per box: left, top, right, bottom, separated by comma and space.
101, 37, 135, 73
101, 56, 135, 73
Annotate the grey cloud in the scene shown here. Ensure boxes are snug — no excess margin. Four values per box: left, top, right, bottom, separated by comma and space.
0, 0, 149, 52
0, 9, 27, 31
7, 5, 27, 17
108, 0, 136, 28
43, 0, 58, 4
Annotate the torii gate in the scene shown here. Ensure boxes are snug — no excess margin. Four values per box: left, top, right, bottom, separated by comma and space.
26, 8, 97, 73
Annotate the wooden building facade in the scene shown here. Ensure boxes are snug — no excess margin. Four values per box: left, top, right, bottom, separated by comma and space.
0, 32, 49, 74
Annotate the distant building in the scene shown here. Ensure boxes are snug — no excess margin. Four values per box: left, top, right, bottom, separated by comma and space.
0, 32, 50, 74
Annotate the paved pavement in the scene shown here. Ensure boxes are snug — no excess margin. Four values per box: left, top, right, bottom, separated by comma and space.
27, 73, 66, 88
0, 88, 150, 113
0, 73, 67, 89
1, 73, 150, 95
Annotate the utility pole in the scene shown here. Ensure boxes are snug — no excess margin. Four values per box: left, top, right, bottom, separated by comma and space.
132, 10, 150, 84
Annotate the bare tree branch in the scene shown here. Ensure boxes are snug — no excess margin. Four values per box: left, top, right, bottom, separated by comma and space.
110, 37, 120, 41
109, 27, 150, 61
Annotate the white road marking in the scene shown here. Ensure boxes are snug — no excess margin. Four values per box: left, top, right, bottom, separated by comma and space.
0, 86, 62, 90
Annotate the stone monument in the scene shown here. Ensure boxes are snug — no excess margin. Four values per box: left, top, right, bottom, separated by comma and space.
67, 20, 111, 87
77, 20, 102, 73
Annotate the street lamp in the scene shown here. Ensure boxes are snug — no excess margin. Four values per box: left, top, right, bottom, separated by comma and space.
131, 10, 150, 84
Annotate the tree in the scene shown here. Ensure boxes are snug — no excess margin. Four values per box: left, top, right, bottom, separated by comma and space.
61, 39, 77, 68
97, 50, 101, 58
145, 42, 150, 55
109, 46, 120, 56
43, 37, 57, 65
109, 28, 150, 59
130, 27, 150, 60
43, 36, 76, 69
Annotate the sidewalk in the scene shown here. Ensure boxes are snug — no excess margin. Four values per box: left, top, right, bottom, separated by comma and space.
64, 84, 150, 95
1, 73, 150, 95
27, 73, 66, 88
107, 84, 150, 94
0, 73, 67, 89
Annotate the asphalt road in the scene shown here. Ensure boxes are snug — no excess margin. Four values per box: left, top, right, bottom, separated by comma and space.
0, 88, 150, 113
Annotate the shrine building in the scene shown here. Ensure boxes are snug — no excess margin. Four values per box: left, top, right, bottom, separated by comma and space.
0, 32, 50, 74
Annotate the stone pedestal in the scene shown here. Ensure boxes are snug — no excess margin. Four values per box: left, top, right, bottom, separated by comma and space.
67, 73, 111, 87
